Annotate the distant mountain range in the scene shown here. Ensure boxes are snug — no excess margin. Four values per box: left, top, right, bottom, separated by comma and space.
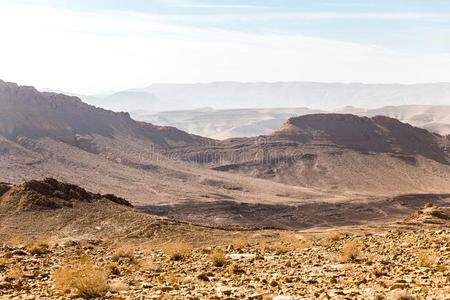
133, 105, 450, 139
73, 82, 450, 112
51, 82, 450, 139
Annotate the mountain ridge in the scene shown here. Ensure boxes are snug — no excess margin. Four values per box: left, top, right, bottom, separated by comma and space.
2, 79, 450, 228
0, 79, 210, 147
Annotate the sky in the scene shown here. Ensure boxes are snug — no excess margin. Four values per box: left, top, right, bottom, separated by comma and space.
0, 0, 450, 94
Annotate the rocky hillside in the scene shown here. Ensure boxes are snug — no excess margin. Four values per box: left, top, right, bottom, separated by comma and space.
171, 114, 450, 194
339, 105, 450, 136
1, 204, 450, 299
0, 178, 131, 212
0, 80, 208, 147
277, 114, 449, 164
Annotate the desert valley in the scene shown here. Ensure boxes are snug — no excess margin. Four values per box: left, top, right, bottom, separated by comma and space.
1, 79, 450, 299
3, 0, 450, 298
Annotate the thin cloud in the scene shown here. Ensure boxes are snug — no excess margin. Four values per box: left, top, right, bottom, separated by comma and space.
191, 12, 450, 22
1, 2, 450, 94
176, 4, 270, 9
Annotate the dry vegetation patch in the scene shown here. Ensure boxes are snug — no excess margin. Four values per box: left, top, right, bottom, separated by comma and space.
340, 240, 361, 262
1, 227, 450, 299
210, 250, 227, 267
391, 290, 417, 300
162, 241, 191, 261
112, 247, 139, 265
230, 239, 248, 251
26, 241, 50, 256
54, 256, 109, 298
273, 243, 289, 255
326, 231, 341, 242
414, 249, 438, 267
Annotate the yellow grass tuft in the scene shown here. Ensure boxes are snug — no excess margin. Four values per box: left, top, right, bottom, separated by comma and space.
6, 266, 23, 280
27, 241, 50, 256
163, 241, 191, 261
210, 250, 227, 267
273, 243, 288, 255
340, 240, 361, 262
158, 272, 181, 288
231, 239, 248, 251
415, 249, 438, 267
327, 232, 341, 242
54, 256, 109, 298
112, 247, 138, 265
229, 263, 246, 275
0, 258, 8, 269
391, 290, 416, 300
107, 262, 121, 276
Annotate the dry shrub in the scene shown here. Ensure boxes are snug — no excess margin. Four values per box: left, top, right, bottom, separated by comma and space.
257, 240, 271, 251
391, 290, 416, 300
340, 240, 361, 262
274, 244, 288, 255
158, 272, 181, 287
435, 264, 447, 272
112, 247, 138, 265
107, 262, 121, 276
210, 250, 227, 267
163, 241, 191, 261
54, 256, 109, 298
0, 258, 8, 269
231, 239, 248, 251
298, 234, 315, 248
327, 232, 341, 242
415, 250, 438, 267
229, 263, 246, 275
6, 266, 23, 280
108, 279, 128, 292
280, 233, 300, 245
27, 240, 50, 256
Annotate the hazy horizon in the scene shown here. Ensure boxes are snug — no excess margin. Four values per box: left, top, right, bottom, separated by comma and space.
1, 0, 450, 95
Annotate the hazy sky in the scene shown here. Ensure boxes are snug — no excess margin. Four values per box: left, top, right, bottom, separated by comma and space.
0, 0, 450, 94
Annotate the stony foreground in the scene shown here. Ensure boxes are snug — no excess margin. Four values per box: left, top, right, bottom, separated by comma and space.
1, 225, 450, 300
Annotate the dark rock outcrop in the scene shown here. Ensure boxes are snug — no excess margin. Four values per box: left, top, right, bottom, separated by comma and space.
0, 178, 132, 211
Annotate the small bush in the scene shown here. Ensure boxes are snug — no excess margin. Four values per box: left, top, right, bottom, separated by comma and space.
298, 234, 315, 249
158, 273, 181, 287
340, 240, 361, 262
54, 256, 109, 298
327, 232, 341, 242
27, 242, 49, 256
0, 258, 8, 270
163, 241, 190, 261
210, 250, 227, 267
112, 248, 138, 265
231, 239, 247, 251
280, 233, 300, 246
274, 244, 288, 255
6, 266, 23, 280
415, 250, 437, 267
391, 290, 416, 300
107, 262, 121, 276
229, 263, 246, 275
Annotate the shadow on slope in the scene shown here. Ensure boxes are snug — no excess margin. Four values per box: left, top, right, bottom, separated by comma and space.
139, 193, 450, 230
